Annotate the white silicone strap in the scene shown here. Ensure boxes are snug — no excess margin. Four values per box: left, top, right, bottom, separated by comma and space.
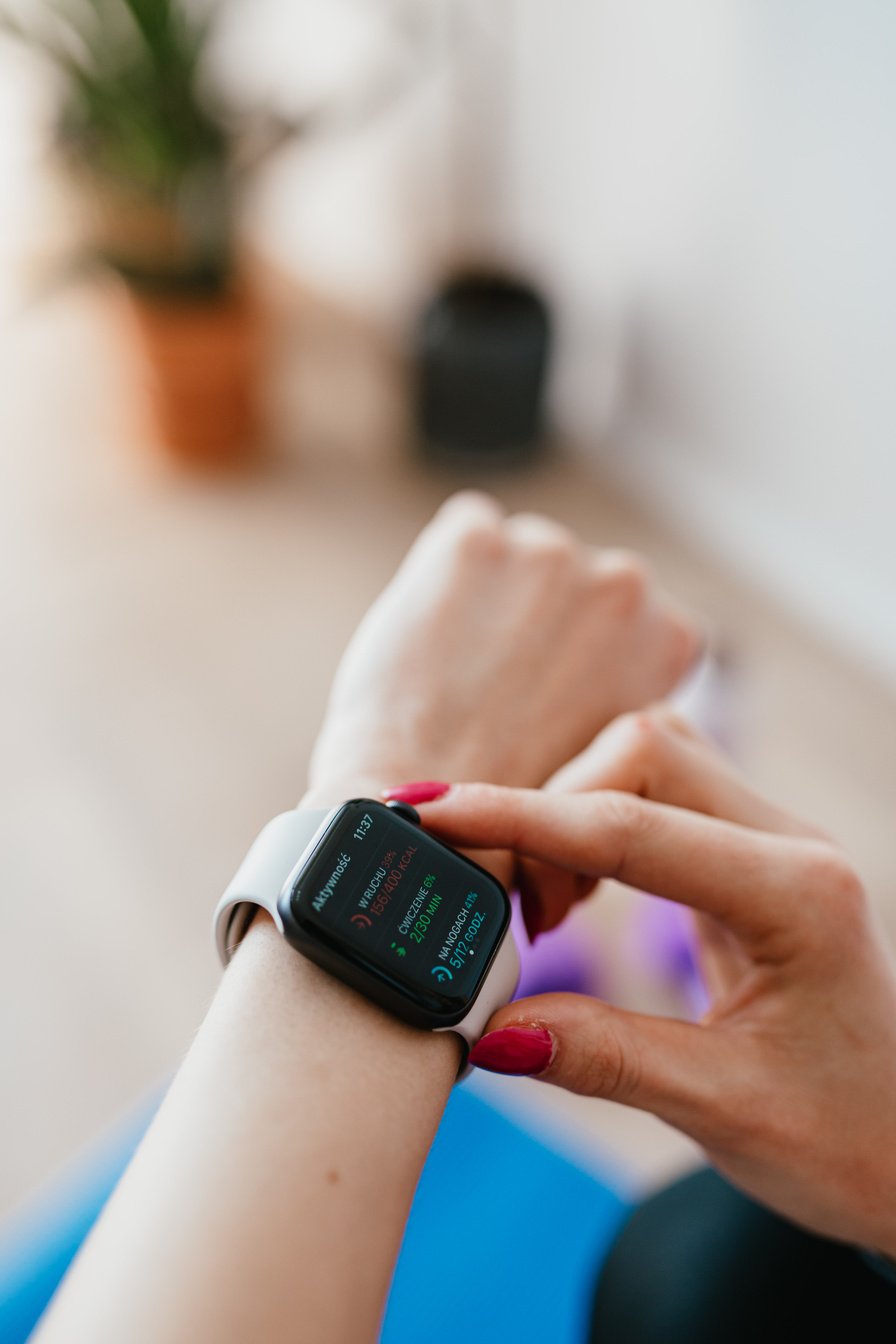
214, 810, 328, 963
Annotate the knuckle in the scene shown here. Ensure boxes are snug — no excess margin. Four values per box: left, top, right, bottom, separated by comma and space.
594, 551, 651, 615
596, 711, 673, 794
650, 703, 701, 740
796, 843, 868, 938
534, 535, 577, 568
452, 518, 507, 565
611, 709, 671, 768
592, 790, 647, 876
585, 1030, 637, 1101
597, 785, 647, 832
456, 781, 499, 810
816, 848, 866, 914
507, 514, 578, 565
455, 781, 520, 838
464, 526, 507, 565
435, 491, 504, 550
436, 488, 501, 524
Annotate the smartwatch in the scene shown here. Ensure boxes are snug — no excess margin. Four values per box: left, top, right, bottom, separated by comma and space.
213, 798, 520, 1067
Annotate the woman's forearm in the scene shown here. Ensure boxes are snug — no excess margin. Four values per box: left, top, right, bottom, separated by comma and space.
36, 841, 460, 1343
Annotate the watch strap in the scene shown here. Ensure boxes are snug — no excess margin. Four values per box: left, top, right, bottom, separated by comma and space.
438, 930, 520, 1050
214, 809, 328, 964
214, 804, 520, 1077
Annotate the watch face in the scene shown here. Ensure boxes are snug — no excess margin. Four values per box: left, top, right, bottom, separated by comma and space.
280, 799, 510, 1025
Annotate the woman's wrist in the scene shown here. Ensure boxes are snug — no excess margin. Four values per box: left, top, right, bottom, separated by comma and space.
237, 893, 462, 1084
299, 770, 394, 812
240, 763, 466, 1085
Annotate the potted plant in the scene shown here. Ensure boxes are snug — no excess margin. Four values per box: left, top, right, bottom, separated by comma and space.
2, 0, 446, 470
0, 0, 294, 469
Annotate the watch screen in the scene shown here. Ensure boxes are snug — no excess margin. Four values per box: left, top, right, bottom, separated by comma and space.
286, 800, 509, 1018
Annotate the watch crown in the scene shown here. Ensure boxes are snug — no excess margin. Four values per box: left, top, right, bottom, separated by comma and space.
384, 799, 421, 826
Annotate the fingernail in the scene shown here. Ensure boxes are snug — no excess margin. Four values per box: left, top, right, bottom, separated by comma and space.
468, 1026, 553, 1076
519, 890, 545, 943
382, 781, 451, 805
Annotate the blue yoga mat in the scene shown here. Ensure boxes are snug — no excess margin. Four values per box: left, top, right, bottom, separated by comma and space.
0, 1098, 160, 1344
384, 1085, 629, 1344
0, 1085, 629, 1343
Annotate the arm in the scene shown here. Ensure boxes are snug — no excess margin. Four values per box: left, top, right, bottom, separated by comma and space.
35, 494, 697, 1343
37, 861, 459, 1344
413, 708, 896, 1258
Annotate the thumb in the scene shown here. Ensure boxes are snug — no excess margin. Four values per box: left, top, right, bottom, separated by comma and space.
468, 992, 726, 1132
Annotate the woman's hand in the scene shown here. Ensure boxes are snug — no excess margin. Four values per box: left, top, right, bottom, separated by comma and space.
410, 712, 896, 1257
307, 492, 699, 804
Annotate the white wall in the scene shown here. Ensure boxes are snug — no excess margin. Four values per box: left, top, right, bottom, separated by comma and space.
13, 2, 891, 677
216, 0, 459, 328
479, 1, 896, 684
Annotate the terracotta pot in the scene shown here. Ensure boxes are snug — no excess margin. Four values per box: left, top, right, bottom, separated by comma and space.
128, 286, 261, 470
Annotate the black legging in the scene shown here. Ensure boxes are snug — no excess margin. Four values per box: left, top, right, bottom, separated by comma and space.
589, 1167, 896, 1342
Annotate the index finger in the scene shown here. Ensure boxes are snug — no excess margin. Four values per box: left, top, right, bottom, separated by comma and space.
420, 783, 811, 949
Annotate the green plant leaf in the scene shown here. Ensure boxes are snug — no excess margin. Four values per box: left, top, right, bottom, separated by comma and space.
2, 0, 236, 289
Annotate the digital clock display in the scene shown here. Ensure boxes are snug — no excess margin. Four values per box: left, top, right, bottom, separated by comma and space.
282, 799, 510, 1022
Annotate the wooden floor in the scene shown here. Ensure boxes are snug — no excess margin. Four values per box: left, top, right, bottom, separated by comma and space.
2, 284, 895, 1215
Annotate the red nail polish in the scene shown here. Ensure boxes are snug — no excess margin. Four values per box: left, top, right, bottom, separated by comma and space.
520, 890, 545, 944
382, 781, 451, 805
468, 1026, 553, 1076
